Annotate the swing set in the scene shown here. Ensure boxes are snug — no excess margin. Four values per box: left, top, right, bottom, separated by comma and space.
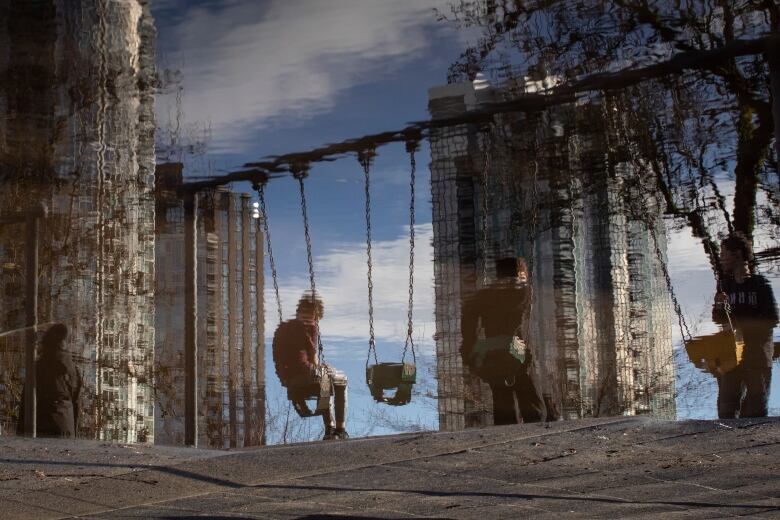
360, 142, 419, 406
254, 163, 335, 418
166, 35, 778, 446
253, 139, 421, 418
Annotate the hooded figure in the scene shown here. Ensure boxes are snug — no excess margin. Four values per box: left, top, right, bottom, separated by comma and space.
19, 324, 82, 437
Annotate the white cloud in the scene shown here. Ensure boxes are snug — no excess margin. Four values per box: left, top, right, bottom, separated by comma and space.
266, 223, 435, 360
156, 0, 455, 153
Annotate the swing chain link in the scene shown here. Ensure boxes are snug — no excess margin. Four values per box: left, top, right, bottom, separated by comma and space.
254, 181, 283, 324
402, 139, 419, 364
359, 148, 378, 366
292, 162, 325, 364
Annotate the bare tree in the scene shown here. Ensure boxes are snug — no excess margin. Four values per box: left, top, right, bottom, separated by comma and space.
439, 0, 779, 252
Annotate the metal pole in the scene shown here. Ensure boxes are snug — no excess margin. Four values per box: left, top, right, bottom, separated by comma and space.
184, 191, 198, 446
227, 194, 238, 448
769, 35, 780, 170
23, 212, 39, 437
240, 196, 253, 446
254, 210, 265, 446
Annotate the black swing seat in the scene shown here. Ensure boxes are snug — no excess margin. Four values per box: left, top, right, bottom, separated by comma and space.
366, 362, 416, 406
286, 367, 346, 418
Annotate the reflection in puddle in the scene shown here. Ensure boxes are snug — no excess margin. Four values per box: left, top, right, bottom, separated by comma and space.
688, 235, 778, 419
1, 1, 779, 448
429, 81, 676, 427
0, 0, 156, 444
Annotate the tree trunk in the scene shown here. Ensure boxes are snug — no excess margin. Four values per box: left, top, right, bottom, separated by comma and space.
732, 104, 773, 241
769, 36, 780, 172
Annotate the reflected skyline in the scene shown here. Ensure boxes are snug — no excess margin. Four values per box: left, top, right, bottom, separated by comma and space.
1, 1, 779, 446
155, 163, 265, 448
429, 78, 675, 430
0, 0, 156, 442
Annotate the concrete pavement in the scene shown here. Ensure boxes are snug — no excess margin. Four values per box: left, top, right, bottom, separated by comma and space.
1, 417, 779, 519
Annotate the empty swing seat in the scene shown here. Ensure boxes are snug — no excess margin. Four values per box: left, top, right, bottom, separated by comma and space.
366, 362, 416, 406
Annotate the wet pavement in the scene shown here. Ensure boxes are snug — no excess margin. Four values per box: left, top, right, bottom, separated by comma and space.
2, 0, 780, 466
3, 3, 780, 516
2, 416, 779, 519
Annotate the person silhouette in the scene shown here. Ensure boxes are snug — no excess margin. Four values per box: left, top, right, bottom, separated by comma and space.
712, 233, 778, 418
461, 257, 546, 424
18, 324, 82, 438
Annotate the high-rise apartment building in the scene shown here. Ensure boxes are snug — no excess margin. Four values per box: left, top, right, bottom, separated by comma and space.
428, 79, 675, 430
0, 1, 156, 442
155, 164, 266, 448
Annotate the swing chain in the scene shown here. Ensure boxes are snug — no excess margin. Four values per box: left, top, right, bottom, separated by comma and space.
254, 181, 283, 324
292, 162, 325, 363
699, 218, 738, 338
649, 219, 693, 343
402, 139, 419, 364
359, 147, 378, 366
529, 148, 539, 273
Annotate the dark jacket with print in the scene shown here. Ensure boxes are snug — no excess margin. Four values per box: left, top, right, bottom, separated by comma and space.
712, 274, 778, 368
461, 284, 530, 379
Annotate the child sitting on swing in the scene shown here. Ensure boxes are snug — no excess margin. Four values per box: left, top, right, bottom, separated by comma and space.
272, 292, 348, 440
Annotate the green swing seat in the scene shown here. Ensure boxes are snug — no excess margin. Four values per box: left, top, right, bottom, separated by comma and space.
361, 143, 419, 407
366, 362, 416, 406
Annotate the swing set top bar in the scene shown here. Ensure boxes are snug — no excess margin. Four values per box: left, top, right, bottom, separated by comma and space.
181, 34, 777, 192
